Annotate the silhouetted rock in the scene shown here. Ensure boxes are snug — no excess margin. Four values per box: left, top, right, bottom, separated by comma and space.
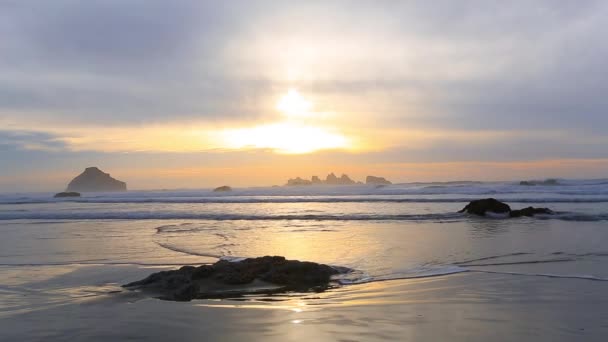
339, 174, 356, 185
459, 198, 511, 216
287, 177, 312, 186
459, 198, 554, 218
510, 207, 554, 217
66, 167, 127, 192
123, 256, 350, 301
286, 173, 360, 186
213, 186, 232, 192
53, 192, 80, 198
366, 176, 392, 185
325, 173, 339, 184
520, 179, 559, 186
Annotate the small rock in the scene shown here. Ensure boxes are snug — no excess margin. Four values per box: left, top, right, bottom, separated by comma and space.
459, 198, 511, 216
53, 192, 81, 198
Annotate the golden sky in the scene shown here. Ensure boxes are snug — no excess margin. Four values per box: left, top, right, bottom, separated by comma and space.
1, 1, 608, 190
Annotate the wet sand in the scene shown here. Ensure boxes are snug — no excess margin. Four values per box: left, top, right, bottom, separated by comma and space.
1, 268, 607, 341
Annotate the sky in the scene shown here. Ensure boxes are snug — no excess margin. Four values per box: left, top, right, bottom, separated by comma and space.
1, 0, 608, 191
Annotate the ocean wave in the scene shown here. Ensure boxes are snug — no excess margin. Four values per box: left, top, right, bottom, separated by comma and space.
469, 269, 608, 281
0, 211, 465, 221
2, 210, 608, 221
5, 196, 608, 205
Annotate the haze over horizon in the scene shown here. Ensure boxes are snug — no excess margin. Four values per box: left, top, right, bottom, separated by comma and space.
2, 1, 608, 191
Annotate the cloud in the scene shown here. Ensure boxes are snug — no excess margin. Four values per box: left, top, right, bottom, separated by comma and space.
1, 0, 608, 170
0, 130, 68, 152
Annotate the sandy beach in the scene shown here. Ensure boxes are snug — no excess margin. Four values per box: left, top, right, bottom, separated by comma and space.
2, 265, 607, 341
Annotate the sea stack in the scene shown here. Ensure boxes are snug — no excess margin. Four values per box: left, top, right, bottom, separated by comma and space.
66, 167, 127, 192
366, 176, 392, 185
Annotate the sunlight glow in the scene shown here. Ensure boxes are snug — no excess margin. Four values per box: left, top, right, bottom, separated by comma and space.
276, 89, 312, 118
220, 122, 347, 154
219, 89, 349, 154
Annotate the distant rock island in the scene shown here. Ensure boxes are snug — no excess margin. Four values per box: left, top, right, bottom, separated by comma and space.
519, 179, 559, 186
366, 176, 392, 185
213, 185, 232, 192
66, 167, 127, 192
286, 173, 391, 186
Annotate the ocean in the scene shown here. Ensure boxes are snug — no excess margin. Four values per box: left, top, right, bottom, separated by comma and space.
1, 179, 608, 341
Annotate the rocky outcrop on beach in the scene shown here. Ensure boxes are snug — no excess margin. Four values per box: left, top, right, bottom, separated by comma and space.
366, 176, 392, 185
459, 198, 553, 218
123, 256, 349, 301
213, 186, 232, 192
66, 167, 127, 192
53, 192, 80, 198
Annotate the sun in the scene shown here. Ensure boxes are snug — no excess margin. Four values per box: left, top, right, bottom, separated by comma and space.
276, 89, 312, 118
218, 89, 349, 154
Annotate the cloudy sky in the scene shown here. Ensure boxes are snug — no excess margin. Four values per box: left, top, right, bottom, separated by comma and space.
1, 0, 608, 191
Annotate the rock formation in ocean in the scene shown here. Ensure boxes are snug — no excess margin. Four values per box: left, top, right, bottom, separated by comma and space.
339, 174, 356, 185
509, 206, 554, 217
123, 256, 350, 301
366, 176, 392, 185
520, 179, 559, 186
213, 186, 232, 192
66, 167, 127, 192
459, 198, 553, 218
53, 192, 81, 198
286, 173, 361, 186
325, 172, 339, 184
287, 177, 313, 186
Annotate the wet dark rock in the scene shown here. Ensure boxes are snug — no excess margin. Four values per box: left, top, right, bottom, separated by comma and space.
213, 185, 232, 192
459, 198, 511, 216
123, 256, 349, 301
53, 192, 80, 198
366, 176, 392, 185
510, 207, 554, 217
459, 198, 554, 218
66, 167, 127, 192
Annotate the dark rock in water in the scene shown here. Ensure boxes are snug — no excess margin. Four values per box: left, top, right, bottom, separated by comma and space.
66, 167, 127, 192
366, 175, 392, 185
510, 207, 554, 217
213, 186, 232, 192
123, 256, 348, 301
53, 191, 80, 198
459, 198, 511, 216
520, 179, 559, 186
460, 198, 554, 218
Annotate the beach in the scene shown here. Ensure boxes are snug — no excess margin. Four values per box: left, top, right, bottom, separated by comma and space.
1, 181, 608, 341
